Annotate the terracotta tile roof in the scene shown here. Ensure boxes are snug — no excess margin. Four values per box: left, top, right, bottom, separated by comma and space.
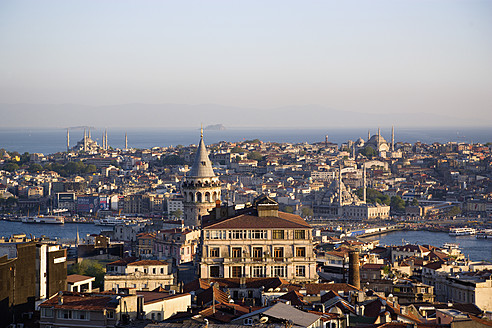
304, 283, 360, 295
184, 277, 293, 294
320, 290, 340, 303
198, 303, 250, 323
423, 261, 444, 270
67, 274, 95, 284
137, 232, 156, 238
127, 260, 168, 266
137, 291, 190, 304
39, 292, 119, 311
203, 212, 311, 229
197, 286, 229, 306
278, 290, 306, 306
470, 315, 492, 327
361, 264, 385, 270
107, 256, 138, 266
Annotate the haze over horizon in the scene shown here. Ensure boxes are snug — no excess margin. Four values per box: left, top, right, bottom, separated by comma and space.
1, 1, 491, 128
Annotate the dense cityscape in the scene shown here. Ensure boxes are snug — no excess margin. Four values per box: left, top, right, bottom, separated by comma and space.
0, 127, 491, 328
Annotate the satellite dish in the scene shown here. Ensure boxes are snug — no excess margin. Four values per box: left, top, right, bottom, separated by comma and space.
260, 317, 269, 323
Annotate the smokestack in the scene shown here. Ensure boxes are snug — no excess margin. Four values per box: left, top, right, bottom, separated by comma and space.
348, 250, 361, 289
325, 135, 328, 147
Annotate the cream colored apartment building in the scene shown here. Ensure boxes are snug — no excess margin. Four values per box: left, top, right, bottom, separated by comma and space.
200, 197, 317, 282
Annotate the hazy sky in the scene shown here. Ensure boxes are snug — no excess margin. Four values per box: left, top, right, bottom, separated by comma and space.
1, 0, 491, 124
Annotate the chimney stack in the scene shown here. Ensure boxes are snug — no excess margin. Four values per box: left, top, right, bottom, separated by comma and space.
348, 250, 361, 289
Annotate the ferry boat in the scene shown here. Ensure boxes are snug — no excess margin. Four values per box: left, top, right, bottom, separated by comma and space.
476, 229, 492, 239
94, 216, 127, 226
22, 215, 65, 224
449, 227, 476, 236
442, 242, 460, 249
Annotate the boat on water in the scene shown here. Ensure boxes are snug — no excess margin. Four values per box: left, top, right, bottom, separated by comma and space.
449, 227, 476, 236
476, 229, 492, 239
442, 242, 460, 249
22, 215, 65, 224
94, 216, 127, 226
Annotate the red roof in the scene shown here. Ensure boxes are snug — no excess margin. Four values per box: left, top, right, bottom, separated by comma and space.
107, 256, 138, 266
127, 260, 168, 266
361, 263, 385, 270
305, 283, 360, 295
67, 274, 95, 284
39, 292, 119, 311
204, 211, 311, 229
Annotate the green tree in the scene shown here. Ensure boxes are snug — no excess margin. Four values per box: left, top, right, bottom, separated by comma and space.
358, 147, 377, 159
411, 198, 419, 206
448, 206, 462, 217
85, 164, 97, 174
247, 151, 263, 161
28, 163, 43, 173
356, 188, 390, 205
161, 155, 185, 165
301, 207, 314, 218
244, 139, 261, 144
3, 163, 19, 172
390, 196, 406, 212
171, 209, 183, 218
231, 146, 245, 153
68, 260, 106, 289
283, 206, 294, 213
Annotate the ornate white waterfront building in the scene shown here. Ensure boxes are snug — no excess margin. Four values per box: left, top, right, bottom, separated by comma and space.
182, 129, 221, 227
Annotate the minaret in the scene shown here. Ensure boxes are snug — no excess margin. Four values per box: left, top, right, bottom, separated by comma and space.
125, 133, 128, 150
338, 165, 343, 207
66, 128, 70, 152
363, 165, 367, 203
101, 132, 105, 150
391, 126, 395, 151
105, 130, 108, 150
83, 129, 87, 151
182, 128, 221, 227
88, 128, 91, 140
377, 127, 381, 148
325, 135, 328, 147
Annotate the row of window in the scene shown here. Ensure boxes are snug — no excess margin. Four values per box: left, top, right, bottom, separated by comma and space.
133, 267, 167, 274
209, 246, 306, 258
205, 229, 307, 240
41, 308, 109, 320
210, 265, 306, 278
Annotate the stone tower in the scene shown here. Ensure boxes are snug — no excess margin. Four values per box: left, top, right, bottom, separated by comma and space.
182, 128, 221, 227
348, 250, 361, 289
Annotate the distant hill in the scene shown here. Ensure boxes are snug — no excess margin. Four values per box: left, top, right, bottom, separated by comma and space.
0, 103, 487, 128
205, 124, 226, 131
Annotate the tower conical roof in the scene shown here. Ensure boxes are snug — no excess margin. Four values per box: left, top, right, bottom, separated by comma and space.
188, 135, 215, 178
